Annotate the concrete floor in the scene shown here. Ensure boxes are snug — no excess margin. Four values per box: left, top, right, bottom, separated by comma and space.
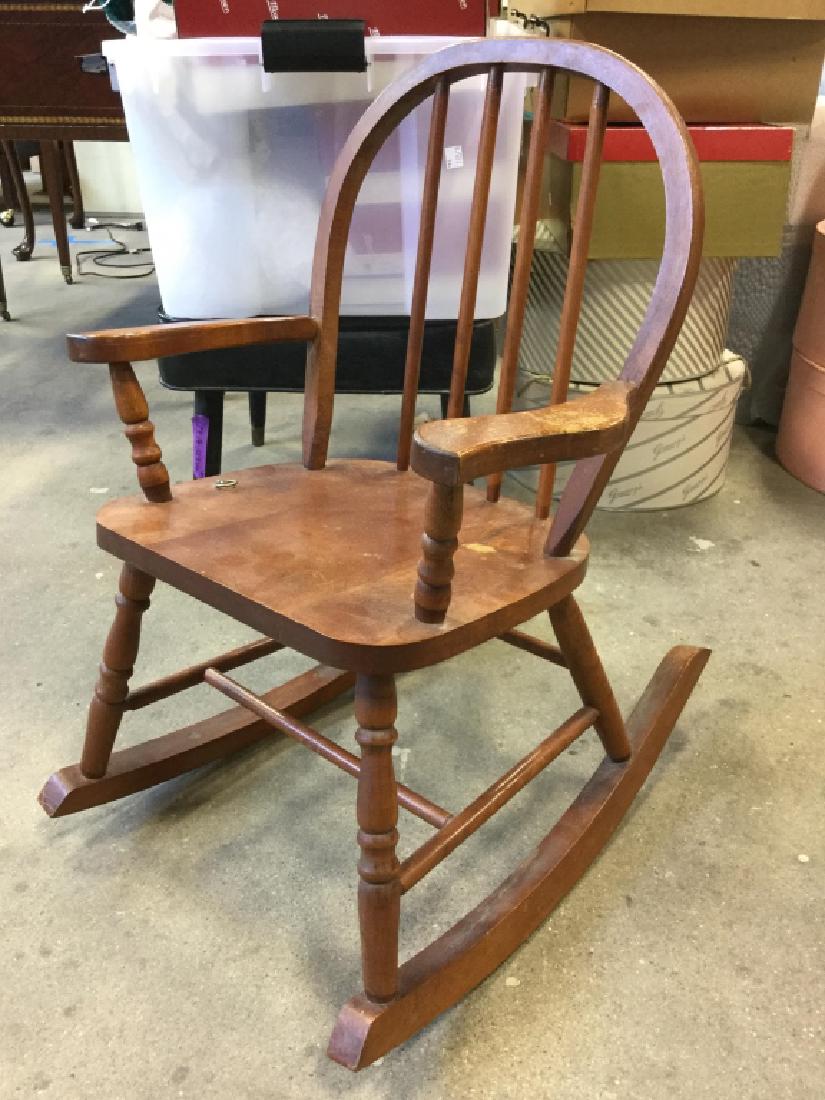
1, 232, 823, 1100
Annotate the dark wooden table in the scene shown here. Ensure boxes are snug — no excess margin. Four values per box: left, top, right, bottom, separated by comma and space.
0, 2, 127, 286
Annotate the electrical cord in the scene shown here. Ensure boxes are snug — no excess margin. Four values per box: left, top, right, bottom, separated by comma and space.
74, 223, 155, 279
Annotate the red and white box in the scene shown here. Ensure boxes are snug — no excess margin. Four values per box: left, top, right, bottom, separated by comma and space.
174, 1, 488, 39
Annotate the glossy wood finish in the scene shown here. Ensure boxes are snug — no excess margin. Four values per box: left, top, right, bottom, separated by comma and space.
81, 565, 155, 779
536, 82, 609, 518
124, 637, 283, 711
549, 596, 631, 761
487, 67, 555, 503
203, 668, 450, 829
67, 315, 319, 364
355, 675, 401, 1002
108, 362, 172, 503
43, 38, 708, 1073
447, 66, 503, 420
62, 140, 84, 230
398, 706, 597, 893
94, 461, 588, 674
0, 138, 84, 276
414, 482, 464, 624
39, 139, 73, 282
397, 78, 450, 471
412, 381, 631, 486
0, 4, 123, 128
498, 629, 567, 668
1, 140, 34, 262
0, 5, 125, 278
39, 664, 355, 818
328, 645, 710, 1070
303, 38, 703, 549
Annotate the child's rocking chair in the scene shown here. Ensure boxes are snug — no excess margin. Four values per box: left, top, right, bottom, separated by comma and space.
39, 38, 708, 1070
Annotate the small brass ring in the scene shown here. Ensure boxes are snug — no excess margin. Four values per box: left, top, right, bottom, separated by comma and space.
215, 479, 238, 490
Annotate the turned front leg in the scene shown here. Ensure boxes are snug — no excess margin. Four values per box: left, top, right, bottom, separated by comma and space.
81, 564, 155, 778
414, 482, 463, 624
355, 674, 400, 1003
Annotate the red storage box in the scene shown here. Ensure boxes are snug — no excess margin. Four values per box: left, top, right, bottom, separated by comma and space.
175, 1, 488, 39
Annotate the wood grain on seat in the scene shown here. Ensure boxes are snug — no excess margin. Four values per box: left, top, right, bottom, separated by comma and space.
96, 461, 588, 674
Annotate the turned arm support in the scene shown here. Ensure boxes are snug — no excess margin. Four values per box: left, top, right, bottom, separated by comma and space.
66, 316, 318, 503
410, 381, 633, 487
411, 382, 632, 623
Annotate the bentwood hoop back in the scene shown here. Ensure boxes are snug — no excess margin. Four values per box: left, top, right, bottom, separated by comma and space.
41, 38, 708, 1071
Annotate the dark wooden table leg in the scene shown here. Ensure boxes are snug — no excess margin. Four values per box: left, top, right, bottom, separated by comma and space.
0, 144, 15, 225
61, 141, 85, 230
193, 390, 225, 477
2, 140, 34, 261
248, 391, 267, 447
0, 254, 10, 321
39, 140, 73, 283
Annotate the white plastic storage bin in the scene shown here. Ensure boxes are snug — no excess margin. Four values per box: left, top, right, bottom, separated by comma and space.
103, 36, 526, 319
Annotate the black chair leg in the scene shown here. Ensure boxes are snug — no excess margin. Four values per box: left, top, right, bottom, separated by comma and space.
248, 391, 266, 447
193, 390, 225, 478
439, 394, 471, 419
0, 255, 10, 321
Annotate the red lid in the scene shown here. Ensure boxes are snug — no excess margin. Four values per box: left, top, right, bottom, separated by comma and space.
549, 121, 794, 163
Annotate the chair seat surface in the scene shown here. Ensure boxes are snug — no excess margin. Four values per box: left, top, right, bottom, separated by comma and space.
97, 460, 588, 672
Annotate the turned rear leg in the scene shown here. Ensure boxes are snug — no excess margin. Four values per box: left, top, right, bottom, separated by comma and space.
81, 564, 155, 778
549, 595, 631, 762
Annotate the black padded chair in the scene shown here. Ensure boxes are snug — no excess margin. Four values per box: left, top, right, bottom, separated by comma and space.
158, 312, 498, 476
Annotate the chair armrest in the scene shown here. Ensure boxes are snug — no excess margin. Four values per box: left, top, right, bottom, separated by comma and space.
66, 315, 319, 364
411, 382, 633, 486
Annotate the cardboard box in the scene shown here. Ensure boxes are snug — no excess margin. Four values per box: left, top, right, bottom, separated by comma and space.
516, 9, 825, 123
175, 0, 488, 39
546, 122, 794, 258
523, 2, 825, 17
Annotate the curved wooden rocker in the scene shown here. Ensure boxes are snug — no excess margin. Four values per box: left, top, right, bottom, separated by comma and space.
329, 644, 709, 1070
40, 38, 708, 1070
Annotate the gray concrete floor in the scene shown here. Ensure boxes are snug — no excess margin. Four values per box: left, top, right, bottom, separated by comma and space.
1, 230, 823, 1100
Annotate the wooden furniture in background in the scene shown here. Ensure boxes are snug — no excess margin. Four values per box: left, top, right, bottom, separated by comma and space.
0, 250, 9, 321
0, 2, 126, 281
39, 38, 708, 1071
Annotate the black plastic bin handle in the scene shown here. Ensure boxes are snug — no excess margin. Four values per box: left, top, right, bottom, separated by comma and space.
261, 19, 367, 74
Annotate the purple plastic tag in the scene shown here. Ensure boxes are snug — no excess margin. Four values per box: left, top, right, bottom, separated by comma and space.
192, 414, 209, 480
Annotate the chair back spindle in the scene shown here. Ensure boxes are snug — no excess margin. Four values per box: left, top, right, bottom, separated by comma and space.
303, 39, 702, 567
487, 66, 555, 504
445, 64, 504, 421
397, 77, 451, 471
534, 80, 609, 520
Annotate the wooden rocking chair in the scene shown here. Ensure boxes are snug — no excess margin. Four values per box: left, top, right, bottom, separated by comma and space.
39, 39, 708, 1070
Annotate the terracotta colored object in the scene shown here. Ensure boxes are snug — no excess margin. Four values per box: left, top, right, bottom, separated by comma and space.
777, 350, 825, 493
776, 219, 825, 493
791, 219, 825, 366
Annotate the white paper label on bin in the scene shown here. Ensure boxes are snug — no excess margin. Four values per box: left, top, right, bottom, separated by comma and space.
445, 146, 464, 170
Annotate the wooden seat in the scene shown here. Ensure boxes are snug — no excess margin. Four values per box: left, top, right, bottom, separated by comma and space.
97, 460, 588, 672
39, 37, 710, 1073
